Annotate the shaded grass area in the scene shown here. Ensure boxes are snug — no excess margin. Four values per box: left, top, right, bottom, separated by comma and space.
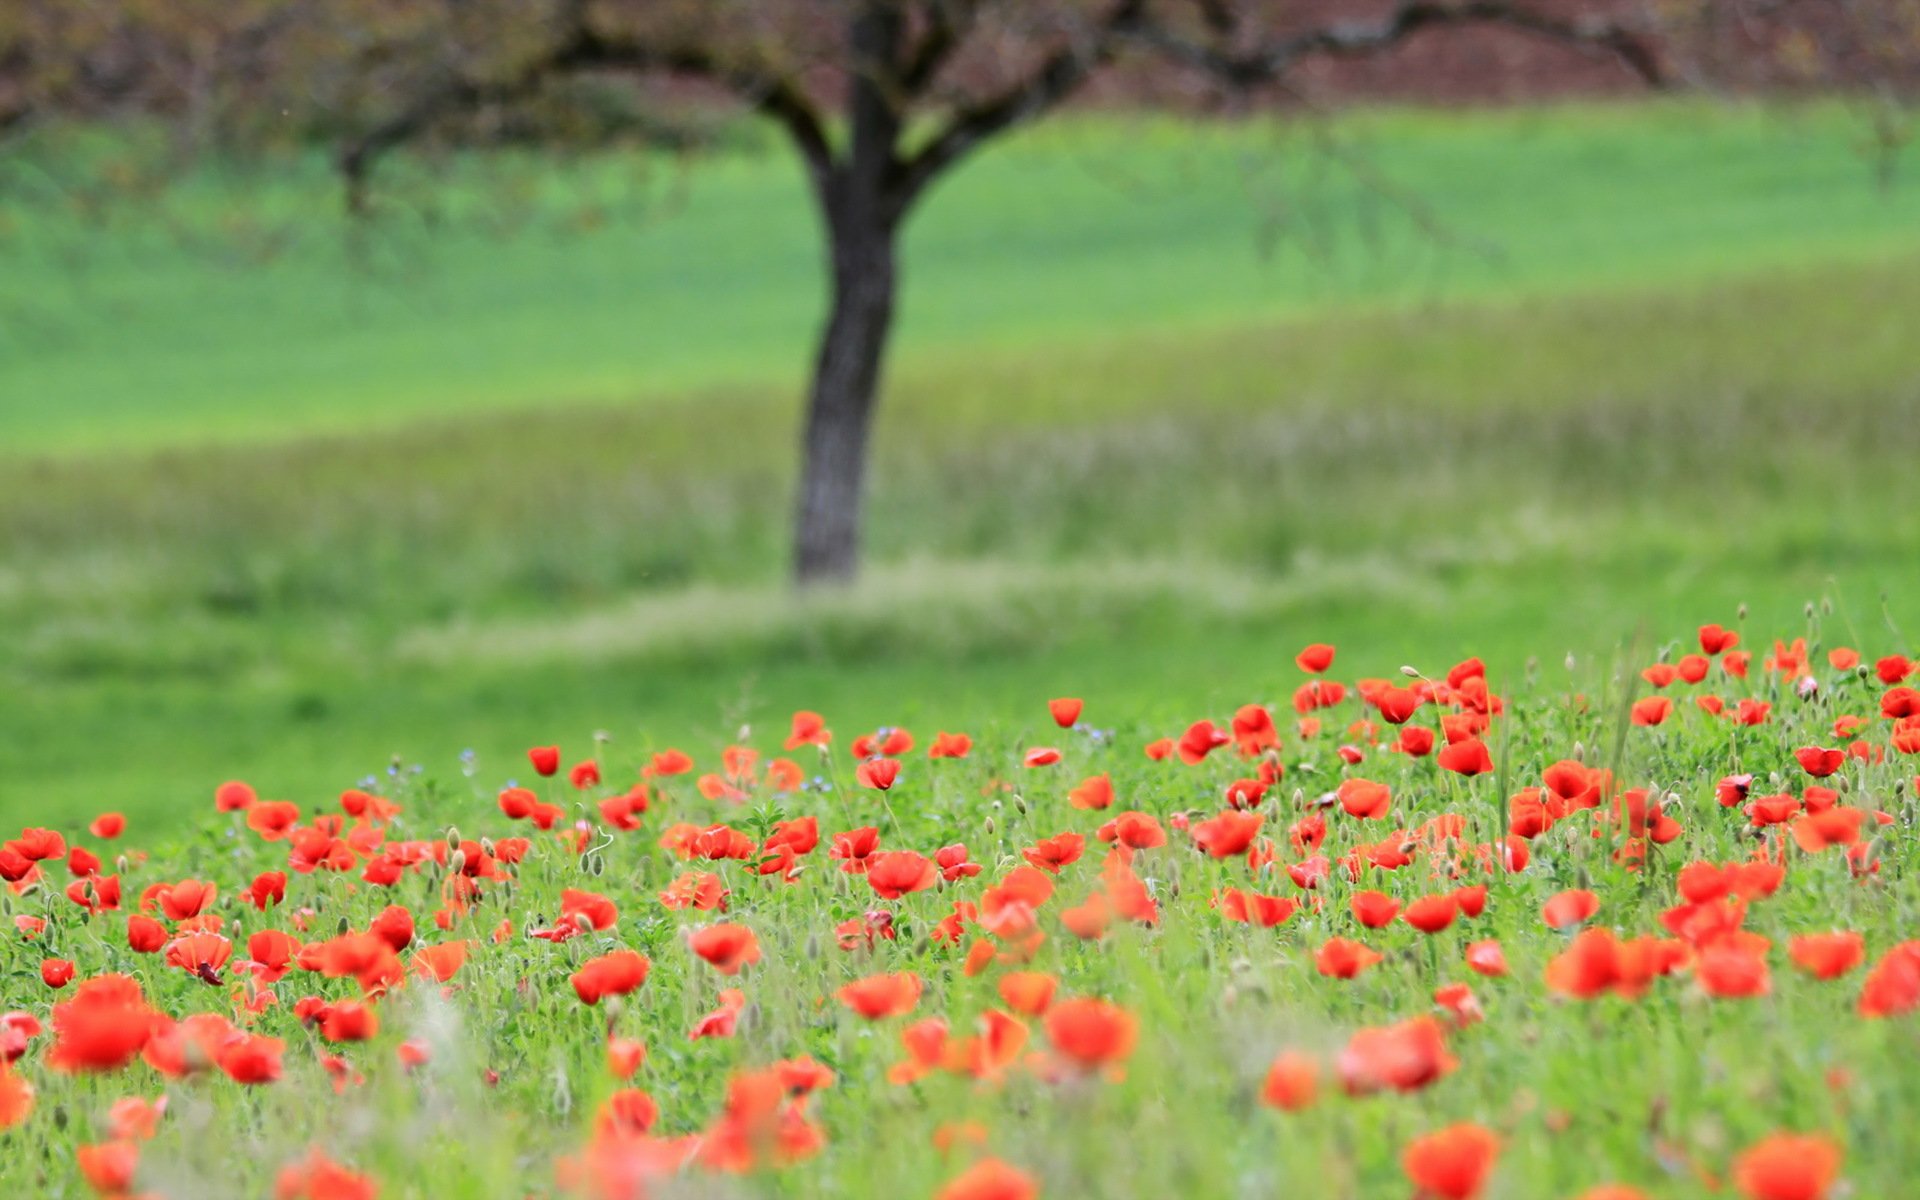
3, 100, 1919, 451
3, 248, 1917, 829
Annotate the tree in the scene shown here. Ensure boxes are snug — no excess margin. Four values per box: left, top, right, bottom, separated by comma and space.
2, 1, 1908, 582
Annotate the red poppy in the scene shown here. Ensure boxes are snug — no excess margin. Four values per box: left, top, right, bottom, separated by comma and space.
1437, 738, 1494, 776
1338, 778, 1392, 820
1048, 697, 1083, 727
1190, 810, 1263, 858
689, 924, 762, 975
570, 950, 651, 1006
855, 758, 901, 791
1316, 938, 1383, 979
937, 1158, 1038, 1200
1296, 643, 1336, 672
838, 972, 923, 1020
1542, 889, 1600, 929
1351, 890, 1401, 928
1261, 1050, 1319, 1111
1043, 997, 1137, 1071
1403, 1123, 1501, 1199
863, 850, 936, 898
1731, 1132, 1841, 1200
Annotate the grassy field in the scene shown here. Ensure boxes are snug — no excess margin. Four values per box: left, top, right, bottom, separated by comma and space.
1, 99, 1918, 833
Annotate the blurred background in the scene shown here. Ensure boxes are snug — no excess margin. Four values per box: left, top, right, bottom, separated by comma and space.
2, 1, 1917, 829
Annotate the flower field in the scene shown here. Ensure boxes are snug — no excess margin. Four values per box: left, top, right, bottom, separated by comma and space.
4, 621, 1919, 1199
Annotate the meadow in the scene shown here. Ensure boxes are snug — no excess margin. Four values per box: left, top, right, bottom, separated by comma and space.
1, 94, 1919, 1198
1, 99, 1918, 833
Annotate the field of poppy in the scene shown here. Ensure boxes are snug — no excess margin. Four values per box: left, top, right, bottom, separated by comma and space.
3, 623, 1918, 1198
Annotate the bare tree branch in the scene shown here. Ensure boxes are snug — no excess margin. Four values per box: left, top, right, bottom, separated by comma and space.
894, 0, 1149, 208
334, 12, 837, 216
1141, 0, 1666, 89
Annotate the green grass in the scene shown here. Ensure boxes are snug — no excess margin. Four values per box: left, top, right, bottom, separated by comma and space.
0, 99, 1917, 833
3, 100, 1918, 451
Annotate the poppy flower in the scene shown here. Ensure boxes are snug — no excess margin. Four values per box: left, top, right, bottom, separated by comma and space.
1190, 810, 1262, 858
786, 711, 832, 749
89, 813, 125, 840
47, 976, 161, 1072
1794, 747, 1845, 778
1097, 812, 1165, 852
1789, 932, 1865, 980
1437, 738, 1494, 776
1403, 894, 1458, 934
1177, 719, 1231, 764
1261, 1050, 1319, 1111
937, 1158, 1038, 1200
77, 1141, 140, 1195
1403, 1123, 1501, 1200
1338, 1016, 1457, 1094
1067, 773, 1114, 810
687, 923, 762, 976
164, 933, 233, 981
217, 1033, 285, 1084
214, 780, 257, 811
1048, 697, 1083, 728
320, 1001, 380, 1042
998, 972, 1058, 1015
1699, 623, 1740, 654
1630, 697, 1672, 726
1022, 833, 1085, 873
1338, 779, 1392, 820
40, 959, 75, 989
837, 972, 923, 1019
1215, 888, 1298, 927
275, 1149, 380, 1200
1542, 889, 1601, 929
1465, 939, 1509, 977
0, 1067, 32, 1130
1316, 938, 1383, 979
1296, 643, 1336, 672
866, 851, 940, 898
1351, 890, 1401, 928
855, 758, 900, 791
1731, 1132, 1841, 1200
1043, 997, 1137, 1071
1697, 943, 1771, 998
570, 950, 651, 1006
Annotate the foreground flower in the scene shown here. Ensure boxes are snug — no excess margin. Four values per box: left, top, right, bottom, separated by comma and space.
1731, 1133, 1842, 1200
837, 972, 923, 1019
937, 1156, 1038, 1200
1403, 1123, 1501, 1199
570, 951, 651, 1006
1042, 997, 1137, 1072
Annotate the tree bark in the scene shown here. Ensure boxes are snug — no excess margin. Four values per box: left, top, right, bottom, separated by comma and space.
791, 207, 898, 585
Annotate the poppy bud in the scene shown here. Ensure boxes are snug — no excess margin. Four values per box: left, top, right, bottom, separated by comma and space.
481, 837, 496, 857
804, 931, 821, 960
1571, 741, 1584, 761
337, 916, 351, 935
54, 1105, 67, 1132
1565, 653, 1577, 671
1804, 601, 1815, 618
984, 818, 995, 836
449, 850, 467, 876
1836, 775, 1851, 793
586, 854, 605, 877
446, 828, 462, 851
1399, 665, 1419, 678
1013, 796, 1028, 815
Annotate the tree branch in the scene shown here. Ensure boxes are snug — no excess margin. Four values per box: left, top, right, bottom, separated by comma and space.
894, 0, 1148, 207
1142, 0, 1665, 88
334, 15, 836, 216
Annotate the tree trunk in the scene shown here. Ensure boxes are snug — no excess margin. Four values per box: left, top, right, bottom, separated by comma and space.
791, 209, 897, 585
